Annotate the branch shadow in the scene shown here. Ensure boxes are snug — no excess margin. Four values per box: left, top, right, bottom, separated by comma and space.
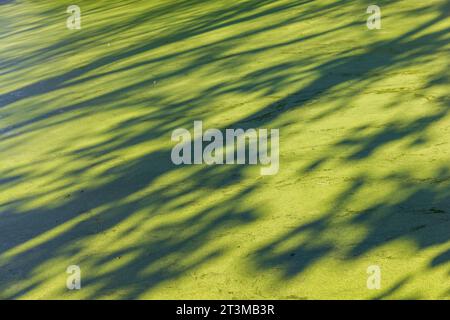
0, 0, 448, 299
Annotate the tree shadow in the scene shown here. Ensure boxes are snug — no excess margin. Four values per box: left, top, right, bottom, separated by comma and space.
0, 0, 448, 299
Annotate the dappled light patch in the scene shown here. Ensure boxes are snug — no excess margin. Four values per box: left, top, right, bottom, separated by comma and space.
0, 0, 449, 299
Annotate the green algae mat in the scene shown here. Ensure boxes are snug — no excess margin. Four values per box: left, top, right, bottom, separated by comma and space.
0, 0, 449, 299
